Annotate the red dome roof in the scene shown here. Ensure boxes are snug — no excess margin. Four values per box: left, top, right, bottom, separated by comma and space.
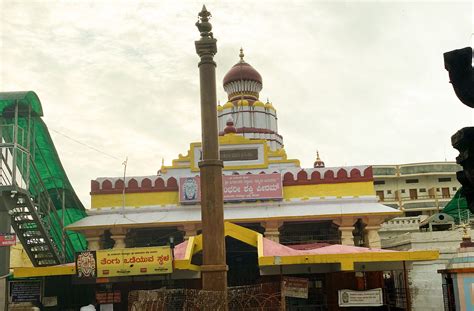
223, 61, 262, 86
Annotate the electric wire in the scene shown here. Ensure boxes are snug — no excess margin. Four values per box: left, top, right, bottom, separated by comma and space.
49, 128, 122, 161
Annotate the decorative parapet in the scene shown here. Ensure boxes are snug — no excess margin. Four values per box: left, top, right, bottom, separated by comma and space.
91, 166, 373, 195
90, 176, 182, 195
282, 166, 373, 186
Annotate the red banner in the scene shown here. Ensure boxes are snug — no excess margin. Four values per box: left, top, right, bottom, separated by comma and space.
0, 234, 16, 246
179, 173, 283, 203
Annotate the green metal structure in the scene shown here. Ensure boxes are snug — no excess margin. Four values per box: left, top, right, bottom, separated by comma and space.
443, 187, 470, 224
0, 91, 86, 266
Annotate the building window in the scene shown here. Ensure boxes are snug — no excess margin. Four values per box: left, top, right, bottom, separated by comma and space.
401, 189, 405, 194
438, 177, 452, 182
437, 188, 440, 191
442, 187, 451, 198
387, 190, 392, 194
376, 191, 384, 202
374, 180, 385, 185
406, 179, 419, 184
453, 187, 457, 191
405, 211, 422, 217
419, 188, 426, 192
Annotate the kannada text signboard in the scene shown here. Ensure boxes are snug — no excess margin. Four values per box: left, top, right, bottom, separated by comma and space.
179, 173, 283, 203
9, 280, 41, 303
338, 288, 383, 307
0, 233, 16, 246
96, 246, 172, 277
282, 277, 309, 299
76, 246, 172, 279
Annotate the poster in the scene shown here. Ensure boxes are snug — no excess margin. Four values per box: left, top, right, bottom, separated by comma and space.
282, 277, 309, 299
76, 251, 97, 279
338, 288, 383, 307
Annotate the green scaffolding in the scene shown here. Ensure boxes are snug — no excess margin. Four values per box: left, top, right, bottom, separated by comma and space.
443, 187, 469, 224
0, 91, 87, 260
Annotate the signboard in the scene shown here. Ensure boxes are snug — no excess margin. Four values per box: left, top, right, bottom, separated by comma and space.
9, 280, 41, 303
96, 290, 121, 304
282, 277, 309, 299
179, 173, 283, 203
96, 246, 172, 277
338, 288, 383, 307
220, 149, 258, 161
0, 233, 16, 246
76, 246, 172, 279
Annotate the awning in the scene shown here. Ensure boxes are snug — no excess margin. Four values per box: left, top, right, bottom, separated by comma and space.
176, 222, 438, 273
67, 197, 400, 230
14, 222, 438, 278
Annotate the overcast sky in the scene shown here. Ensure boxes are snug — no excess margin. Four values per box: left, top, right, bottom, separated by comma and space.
0, 1, 473, 207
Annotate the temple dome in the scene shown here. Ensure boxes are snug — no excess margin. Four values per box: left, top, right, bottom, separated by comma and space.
223, 48, 263, 101
223, 61, 262, 86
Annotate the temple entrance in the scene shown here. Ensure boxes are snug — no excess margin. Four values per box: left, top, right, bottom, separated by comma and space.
226, 236, 260, 286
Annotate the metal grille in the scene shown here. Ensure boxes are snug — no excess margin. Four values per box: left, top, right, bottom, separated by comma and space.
442, 283, 456, 311
128, 283, 281, 311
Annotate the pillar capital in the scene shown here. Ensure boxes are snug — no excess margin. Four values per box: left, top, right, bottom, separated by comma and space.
195, 6, 217, 65
262, 220, 283, 230
81, 229, 104, 238
110, 227, 128, 249
333, 217, 356, 228
179, 223, 201, 240
262, 220, 283, 242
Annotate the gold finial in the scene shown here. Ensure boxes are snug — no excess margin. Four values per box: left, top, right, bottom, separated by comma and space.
161, 158, 164, 166
316, 150, 321, 161
239, 47, 244, 62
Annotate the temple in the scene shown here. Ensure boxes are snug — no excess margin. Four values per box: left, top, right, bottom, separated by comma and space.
70, 50, 400, 249
10, 51, 438, 310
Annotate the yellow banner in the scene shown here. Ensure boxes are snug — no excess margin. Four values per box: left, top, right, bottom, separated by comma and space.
96, 246, 172, 277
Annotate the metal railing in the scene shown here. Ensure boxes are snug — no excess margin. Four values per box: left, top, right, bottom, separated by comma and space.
0, 120, 76, 263
378, 194, 452, 202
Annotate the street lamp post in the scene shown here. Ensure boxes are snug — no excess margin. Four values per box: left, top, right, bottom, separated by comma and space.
194, 6, 228, 293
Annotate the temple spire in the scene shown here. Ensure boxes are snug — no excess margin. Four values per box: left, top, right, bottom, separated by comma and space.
239, 47, 245, 62
314, 150, 325, 168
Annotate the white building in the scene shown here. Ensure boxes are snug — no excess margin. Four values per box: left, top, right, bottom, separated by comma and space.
373, 162, 461, 217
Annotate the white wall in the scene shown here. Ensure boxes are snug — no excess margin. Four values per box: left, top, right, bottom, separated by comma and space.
383, 229, 465, 310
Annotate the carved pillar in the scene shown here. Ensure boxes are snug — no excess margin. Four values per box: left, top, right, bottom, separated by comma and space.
110, 228, 128, 249
262, 221, 282, 243
82, 229, 103, 251
364, 225, 382, 249
195, 5, 227, 294
181, 223, 200, 240
339, 227, 355, 246
334, 218, 355, 246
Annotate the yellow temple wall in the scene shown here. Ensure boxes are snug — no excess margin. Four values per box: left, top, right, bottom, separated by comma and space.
10, 244, 33, 268
91, 181, 375, 209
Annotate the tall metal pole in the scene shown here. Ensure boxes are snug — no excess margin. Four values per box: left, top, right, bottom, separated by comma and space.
194, 5, 227, 293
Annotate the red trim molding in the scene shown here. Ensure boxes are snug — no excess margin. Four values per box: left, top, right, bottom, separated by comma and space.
91, 167, 373, 195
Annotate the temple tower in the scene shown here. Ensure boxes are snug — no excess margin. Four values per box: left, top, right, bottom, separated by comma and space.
218, 49, 283, 151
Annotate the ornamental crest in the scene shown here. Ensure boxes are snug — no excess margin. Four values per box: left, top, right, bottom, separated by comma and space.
76, 251, 97, 278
